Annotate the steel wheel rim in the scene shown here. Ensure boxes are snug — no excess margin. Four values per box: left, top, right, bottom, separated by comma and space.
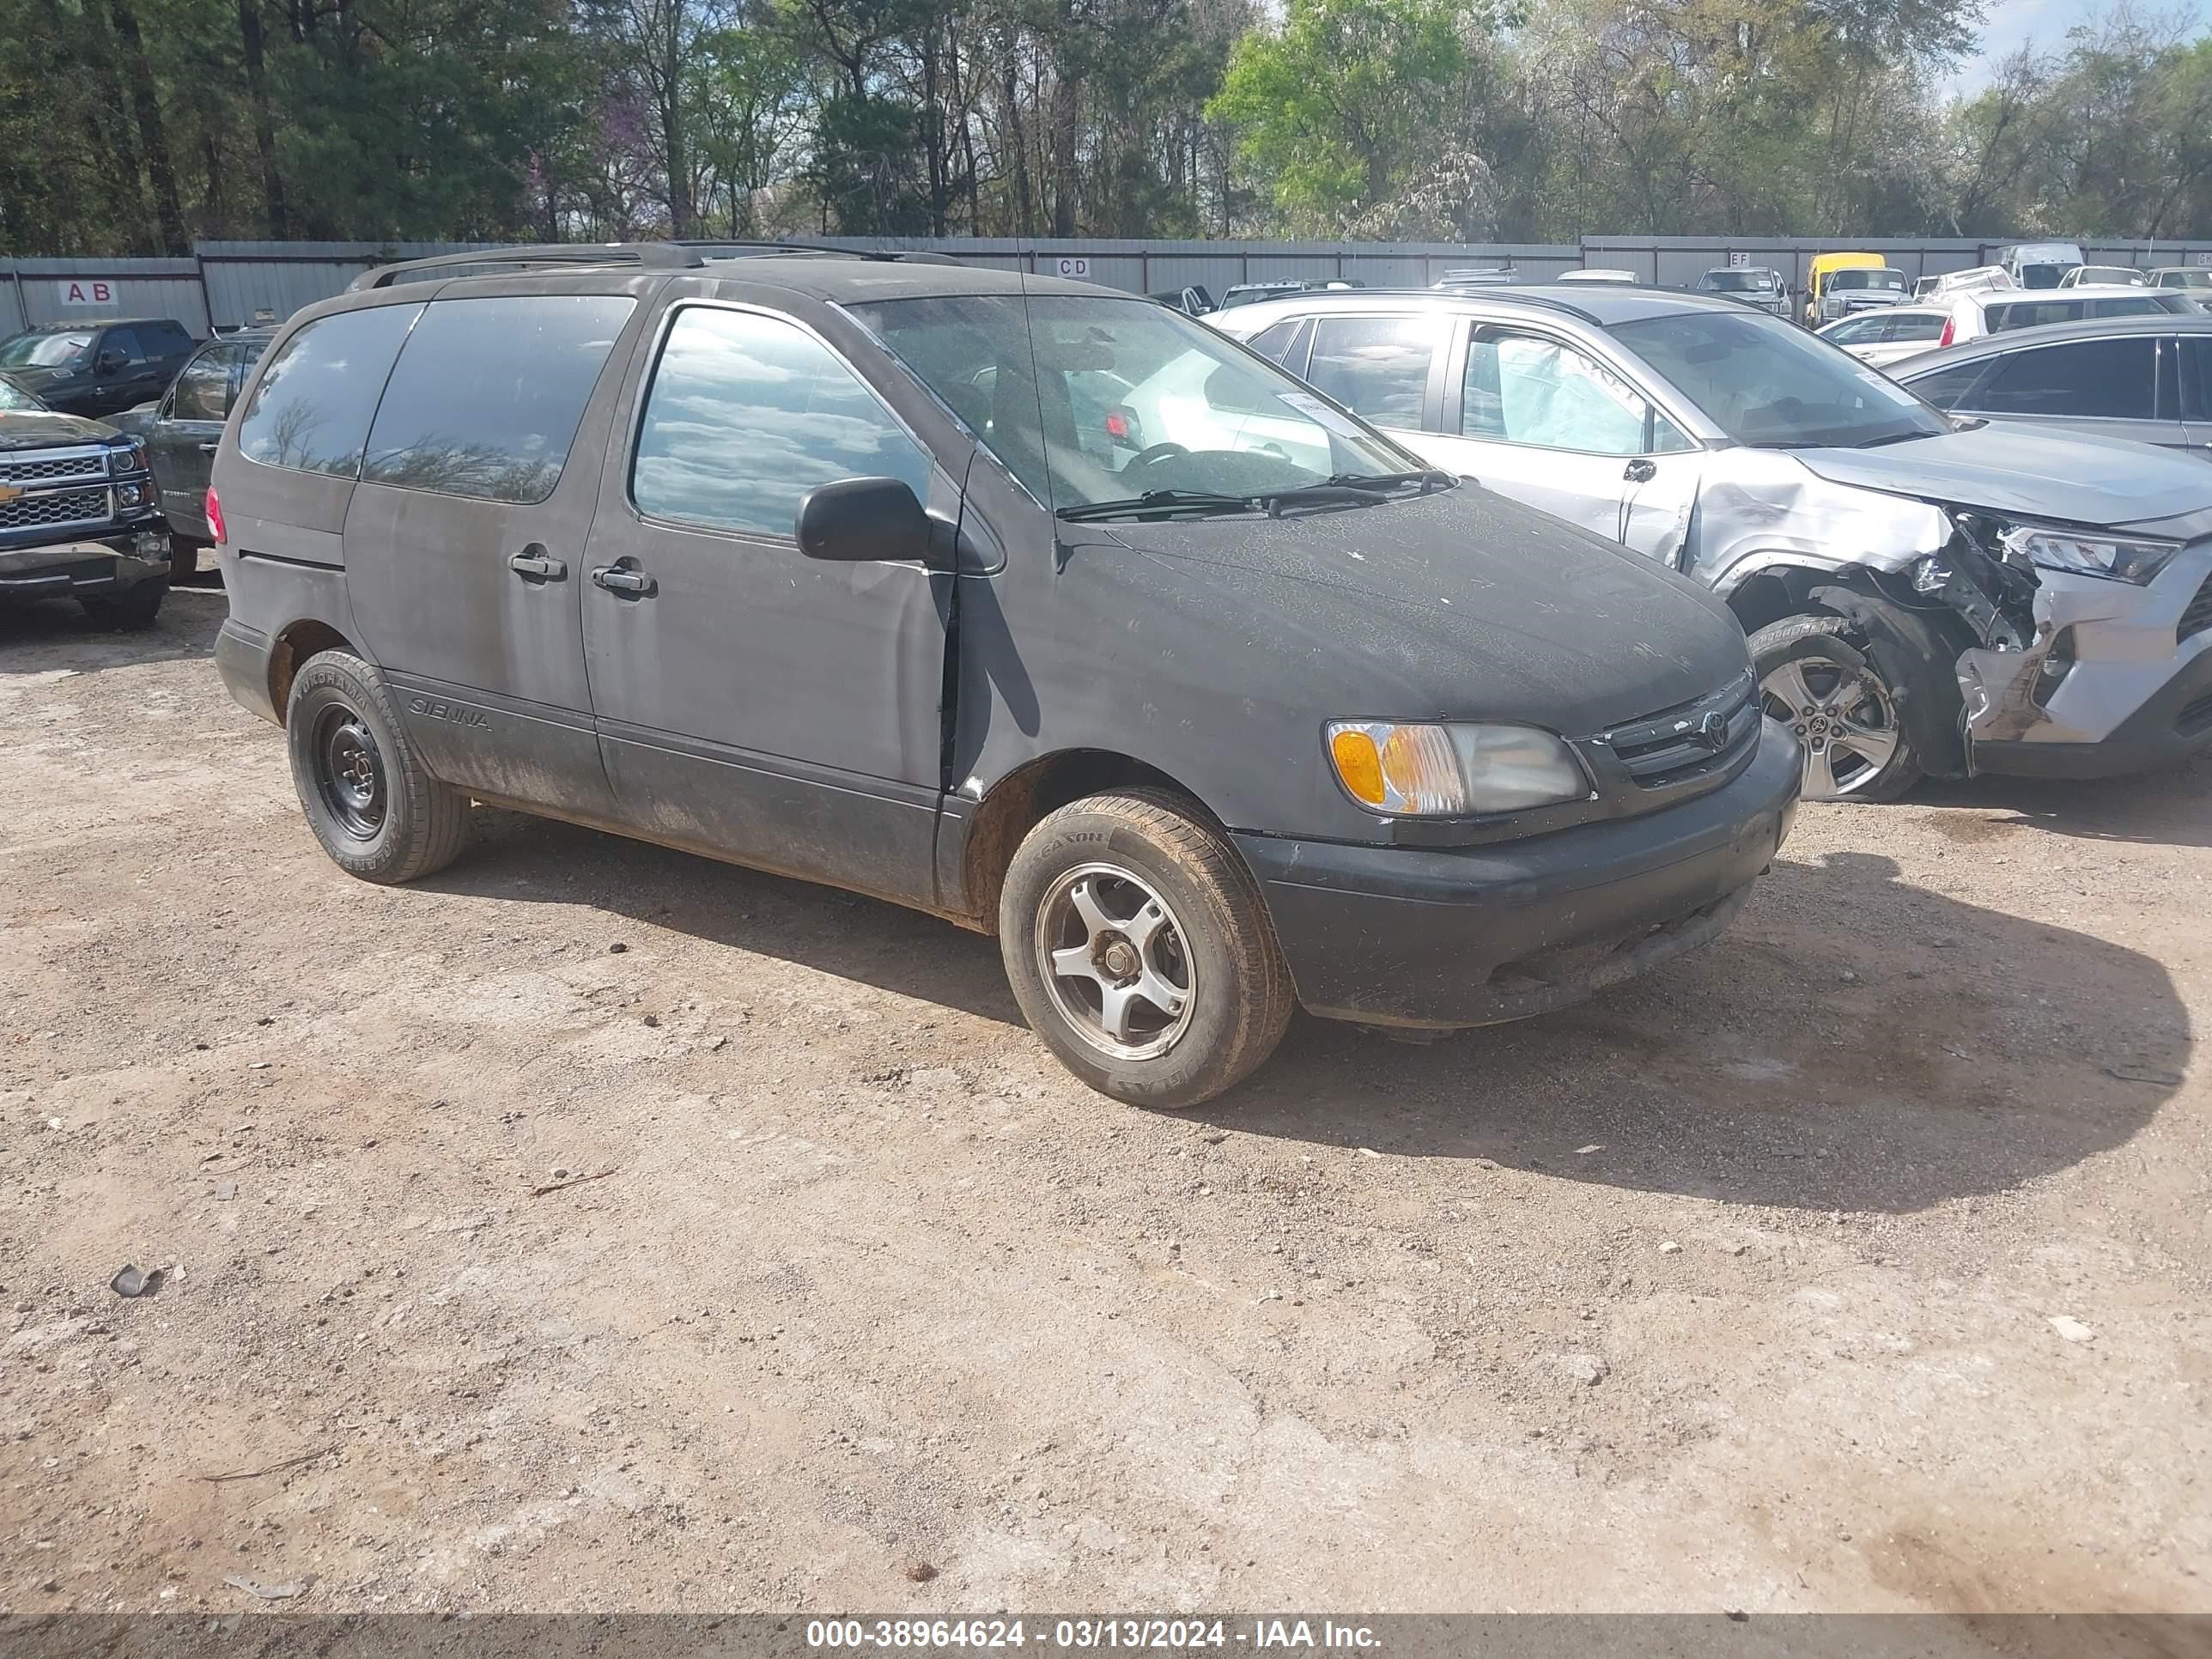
313, 705, 386, 839
1034, 861, 1197, 1061
1761, 656, 1902, 800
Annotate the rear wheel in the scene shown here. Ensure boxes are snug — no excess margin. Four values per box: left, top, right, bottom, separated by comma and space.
81, 580, 167, 631
284, 650, 470, 883
1750, 613, 1923, 801
999, 789, 1294, 1108
168, 533, 207, 583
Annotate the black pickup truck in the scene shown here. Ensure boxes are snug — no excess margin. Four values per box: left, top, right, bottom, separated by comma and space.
0, 376, 170, 628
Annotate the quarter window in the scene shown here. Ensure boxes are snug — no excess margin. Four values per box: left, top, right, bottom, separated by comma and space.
1464, 330, 1650, 455
632, 307, 933, 538
171, 346, 235, 422
1968, 338, 2157, 420
239, 303, 422, 479
361, 295, 634, 504
1901, 358, 1992, 410
1306, 316, 1432, 428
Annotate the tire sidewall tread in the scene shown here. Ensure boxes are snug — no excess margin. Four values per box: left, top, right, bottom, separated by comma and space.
1000, 787, 1293, 1109
1749, 611, 1926, 802
284, 650, 468, 884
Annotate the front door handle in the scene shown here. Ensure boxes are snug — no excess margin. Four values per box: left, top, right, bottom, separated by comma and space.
509, 548, 568, 580
1624, 458, 1657, 483
591, 563, 655, 597
197, 441, 219, 453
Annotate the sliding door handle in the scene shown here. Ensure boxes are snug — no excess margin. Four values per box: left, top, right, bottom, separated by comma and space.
508, 548, 568, 580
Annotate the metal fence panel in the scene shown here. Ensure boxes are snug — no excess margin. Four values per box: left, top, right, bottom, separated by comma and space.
1, 258, 208, 335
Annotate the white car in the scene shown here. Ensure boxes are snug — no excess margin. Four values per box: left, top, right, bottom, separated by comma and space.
1932, 283, 2198, 347
1556, 268, 1640, 284
2058, 264, 2146, 287
1816, 306, 1950, 368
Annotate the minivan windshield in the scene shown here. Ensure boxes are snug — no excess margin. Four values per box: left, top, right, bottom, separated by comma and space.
1612, 310, 1946, 449
848, 294, 1428, 514
1829, 269, 1906, 293
0, 331, 93, 368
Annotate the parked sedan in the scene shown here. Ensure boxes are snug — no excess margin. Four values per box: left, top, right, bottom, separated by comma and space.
1890, 313, 2210, 453
106, 327, 273, 577
2059, 264, 2146, 288
2150, 266, 2212, 292
0, 319, 197, 416
1816, 305, 1949, 368
1214, 285, 2212, 797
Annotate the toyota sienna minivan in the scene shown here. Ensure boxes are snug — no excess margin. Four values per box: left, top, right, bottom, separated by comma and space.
209, 244, 1799, 1107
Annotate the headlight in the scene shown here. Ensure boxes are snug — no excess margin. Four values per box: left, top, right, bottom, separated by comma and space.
2001, 526, 2179, 586
108, 441, 148, 476
1325, 720, 1589, 816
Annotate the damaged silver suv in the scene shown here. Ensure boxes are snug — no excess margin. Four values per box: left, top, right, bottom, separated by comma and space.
1215, 286, 2212, 798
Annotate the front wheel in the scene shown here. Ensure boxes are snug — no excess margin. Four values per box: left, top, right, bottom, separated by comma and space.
999, 789, 1295, 1108
1749, 613, 1922, 801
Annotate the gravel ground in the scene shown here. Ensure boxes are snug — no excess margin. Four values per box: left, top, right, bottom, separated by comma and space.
2, 584, 2207, 1617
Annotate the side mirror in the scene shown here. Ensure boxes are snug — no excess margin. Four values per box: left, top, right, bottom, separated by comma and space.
795, 476, 931, 566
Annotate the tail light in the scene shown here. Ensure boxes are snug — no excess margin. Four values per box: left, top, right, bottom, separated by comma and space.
205, 484, 227, 546
1937, 316, 1954, 348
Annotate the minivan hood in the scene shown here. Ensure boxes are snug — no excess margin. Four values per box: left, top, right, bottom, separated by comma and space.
1788, 422, 2212, 530
1089, 483, 1749, 735
0, 409, 118, 451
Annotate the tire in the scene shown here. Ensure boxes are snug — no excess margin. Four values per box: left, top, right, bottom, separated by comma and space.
1749, 611, 1930, 801
168, 533, 205, 583
999, 787, 1295, 1109
284, 649, 470, 884
80, 580, 167, 631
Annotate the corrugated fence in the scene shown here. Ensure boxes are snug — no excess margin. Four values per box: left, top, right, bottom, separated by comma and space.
6, 235, 2212, 337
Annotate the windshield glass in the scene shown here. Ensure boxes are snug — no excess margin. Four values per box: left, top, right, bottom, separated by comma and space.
2019, 264, 2074, 289
0, 377, 43, 411
1613, 310, 1945, 449
848, 295, 1424, 511
1705, 270, 1778, 292
1830, 270, 1906, 293
0, 331, 93, 368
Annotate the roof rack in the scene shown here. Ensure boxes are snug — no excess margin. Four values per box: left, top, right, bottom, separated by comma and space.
349, 243, 707, 291
349, 239, 964, 291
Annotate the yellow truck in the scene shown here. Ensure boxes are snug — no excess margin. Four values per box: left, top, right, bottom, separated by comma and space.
1802, 252, 1910, 326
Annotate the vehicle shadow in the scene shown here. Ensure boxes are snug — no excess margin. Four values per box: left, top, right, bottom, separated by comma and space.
0, 581, 226, 672
1905, 757, 2212, 851
428, 816, 2189, 1216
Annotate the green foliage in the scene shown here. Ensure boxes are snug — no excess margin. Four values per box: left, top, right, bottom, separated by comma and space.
1207, 0, 1469, 228
8, 0, 2212, 252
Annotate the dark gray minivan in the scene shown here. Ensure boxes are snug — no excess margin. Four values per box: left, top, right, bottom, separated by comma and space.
210, 244, 1799, 1107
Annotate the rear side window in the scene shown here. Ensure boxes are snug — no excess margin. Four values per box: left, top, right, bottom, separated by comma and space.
1901, 358, 1991, 410
1306, 316, 1433, 428
1988, 299, 2085, 333
1245, 317, 1310, 369
170, 346, 235, 422
361, 295, 635, 504
2089, 297, 2163, 319
631, 306, 933, 538
239, 303, 422, 478
1890, 313, 1946, 343
1969, 338, 2156, 420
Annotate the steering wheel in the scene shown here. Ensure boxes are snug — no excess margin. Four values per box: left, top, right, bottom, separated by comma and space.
1126, 442, 1189, 471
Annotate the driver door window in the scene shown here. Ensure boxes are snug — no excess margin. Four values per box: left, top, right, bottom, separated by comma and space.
1463, 329, 1652, 455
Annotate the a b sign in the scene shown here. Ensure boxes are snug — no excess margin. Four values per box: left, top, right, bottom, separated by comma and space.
58, 279, 116, 307
1055, 257, 1090, 278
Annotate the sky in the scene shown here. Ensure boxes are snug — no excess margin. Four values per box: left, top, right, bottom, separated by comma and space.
1948, 0, 2207, 90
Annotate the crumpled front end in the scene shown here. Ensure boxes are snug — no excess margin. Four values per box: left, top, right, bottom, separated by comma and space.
1693, 447, 2212, 777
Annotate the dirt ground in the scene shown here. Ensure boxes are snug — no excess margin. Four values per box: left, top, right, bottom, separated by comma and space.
2, 581, 2208, 1619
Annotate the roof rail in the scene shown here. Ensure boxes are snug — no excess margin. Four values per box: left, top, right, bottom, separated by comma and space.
349, 243, 706, 291
672, 239, 964, 267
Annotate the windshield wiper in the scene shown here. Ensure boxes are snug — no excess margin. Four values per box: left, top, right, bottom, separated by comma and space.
1855, 429, 1945, 449
1055, 490, 1257, 522
1320, 468, 1456, 494
1255, 470, 1457, 516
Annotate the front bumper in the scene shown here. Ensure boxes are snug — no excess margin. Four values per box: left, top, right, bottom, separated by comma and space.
0, 526, 169, 603
1235, 718, 1801, 1029
1962, 553, 2212, 779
